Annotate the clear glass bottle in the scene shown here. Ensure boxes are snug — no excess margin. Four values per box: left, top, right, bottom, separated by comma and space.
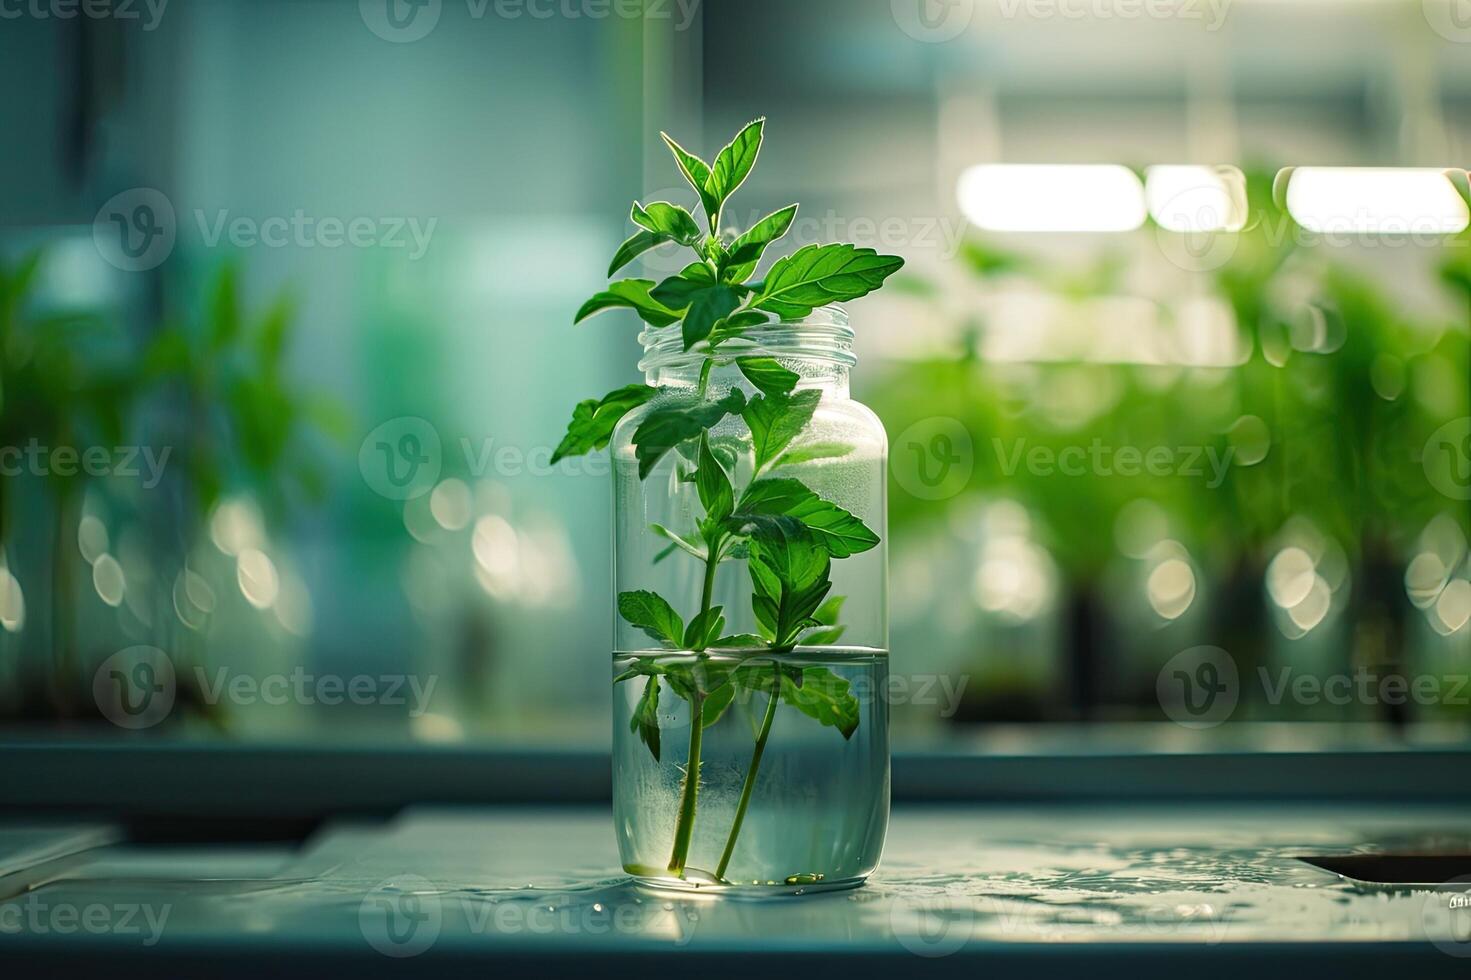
610, 306, 889, 895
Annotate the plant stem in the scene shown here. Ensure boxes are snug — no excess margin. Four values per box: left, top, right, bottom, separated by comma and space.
715, 676, 780, 881
696, 355, 714, 398
698, 550, 718, 621
667, 550, 720, 875
667, 686, 704, 875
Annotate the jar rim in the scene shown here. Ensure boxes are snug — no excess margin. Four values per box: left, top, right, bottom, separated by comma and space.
637, 304, 855, 373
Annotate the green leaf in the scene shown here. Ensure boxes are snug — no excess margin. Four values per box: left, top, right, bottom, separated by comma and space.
650, 271, 741, 349
632, 388, 746, 479
651, 272, 712, 309
209, 264, 242, 349
682, 285, 741, 350
613, 662, 653, 684
742, 389, 821, 472
701, 681, 738, 728
743, 516, 834, 650
630, 675, 662, 761
632, 201, 702, 243
773, 441, 853, 469
729, 659, 788, 697
813, 595, 844, 625
754, 243, 905, 319
706, 118, 764, 225
650, 523, 705, 561
723, 204, 797, 283
660, 131, 720, 226
781, 667, 860, 738
661, 659, 733, 704
254, 292, 295, 365
677, 261, 718, 284
706, 434, 744, 474
803, 595, 846, 646
707, 309, 773, 347
738, 478, 879, 558
618, 590, 684, 648
683, 606, 726, 651
695, 434, 735, 524
575, 278, 681, 327
608, 230, 668, 276
736, 357, 799, 397
552, 383, 658, 463
711, 633, 768, 649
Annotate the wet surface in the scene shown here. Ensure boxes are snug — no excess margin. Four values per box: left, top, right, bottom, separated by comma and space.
4, 805, 1471, 957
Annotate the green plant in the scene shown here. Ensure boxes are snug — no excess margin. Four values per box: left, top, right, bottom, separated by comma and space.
0, 250, 133, 704
553, 120, 901, 882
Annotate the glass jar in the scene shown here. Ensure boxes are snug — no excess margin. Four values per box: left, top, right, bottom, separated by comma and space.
610, 306, 889, 895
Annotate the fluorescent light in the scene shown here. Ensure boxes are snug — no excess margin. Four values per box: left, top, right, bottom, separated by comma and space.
1282, 167, 1469, 235
957, 164, 1146, 233
1145, 165, 1247, 232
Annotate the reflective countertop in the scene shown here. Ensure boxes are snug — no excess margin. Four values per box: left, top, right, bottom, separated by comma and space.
4, 804, 1470, 975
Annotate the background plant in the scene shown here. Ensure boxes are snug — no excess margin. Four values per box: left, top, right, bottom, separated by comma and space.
0, 253, 346, 724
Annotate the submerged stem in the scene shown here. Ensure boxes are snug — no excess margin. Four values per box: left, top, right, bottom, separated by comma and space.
715, 674, 780, 881
667, 550, 720, 875
667, 687, 704, 875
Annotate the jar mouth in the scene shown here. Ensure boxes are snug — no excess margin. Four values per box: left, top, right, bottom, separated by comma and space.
637, 304, 855, 373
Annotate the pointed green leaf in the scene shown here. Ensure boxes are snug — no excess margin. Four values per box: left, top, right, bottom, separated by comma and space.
813, 595, 844, 626
754, 243, 904, 319
575, 278, 681, 327
630, 675, 662, 761
700, 680, 737, 728
650, 522, 705, 561
631, 389, 746, 479
736, 357, 799, 397
737, 478, 879, 558
650, 272, 709, 310
803, 595, 847, 645
552, 383, 658, 463
711, 633, 768, 649
695, 434, 735, 524
707, 309, 773, 347
781, 666, 859, 738
682, 285, 740, 350
706, 118, 764, 223
743, 389, 820, 471
773, 441, 853, 469
723, 204, 797, 283
746, 515, 828, 590
660, 131, 720, 225
608, 230, 668, 276
632, 201, 702, 244
618, 590, 684, 647
683, 606, 726, 651
742, 516, 834, 649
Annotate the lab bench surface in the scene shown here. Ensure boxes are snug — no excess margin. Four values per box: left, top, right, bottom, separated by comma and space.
3, 803, 1470, 977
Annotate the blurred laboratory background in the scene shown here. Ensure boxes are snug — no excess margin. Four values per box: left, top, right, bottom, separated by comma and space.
1, 0, 1468, 747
